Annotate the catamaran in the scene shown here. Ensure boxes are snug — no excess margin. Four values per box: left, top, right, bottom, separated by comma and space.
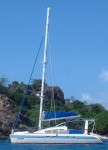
10, 7, 103, 144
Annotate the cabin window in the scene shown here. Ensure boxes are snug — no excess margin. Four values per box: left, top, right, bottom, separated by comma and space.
45, 129, 58, 134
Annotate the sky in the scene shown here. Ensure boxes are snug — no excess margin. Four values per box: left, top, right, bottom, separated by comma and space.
0, 0, 108, 109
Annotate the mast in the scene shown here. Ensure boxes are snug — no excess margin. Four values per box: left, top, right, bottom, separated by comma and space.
38, 7, 51, 130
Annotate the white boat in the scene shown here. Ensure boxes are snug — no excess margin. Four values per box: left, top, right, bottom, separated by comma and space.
10, 7, 103, 144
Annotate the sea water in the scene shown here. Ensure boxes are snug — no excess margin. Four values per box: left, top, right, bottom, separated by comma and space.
0, 140, 108, 150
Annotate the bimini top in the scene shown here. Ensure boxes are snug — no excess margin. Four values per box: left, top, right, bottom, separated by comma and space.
43, 111, 79, 121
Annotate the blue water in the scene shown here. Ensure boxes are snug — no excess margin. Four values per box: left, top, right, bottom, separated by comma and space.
0, 140, 108, 150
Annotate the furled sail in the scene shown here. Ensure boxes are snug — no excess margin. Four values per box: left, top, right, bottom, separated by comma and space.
43, 111, 79, 121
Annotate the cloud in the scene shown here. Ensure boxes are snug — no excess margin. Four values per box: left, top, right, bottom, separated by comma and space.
81, 93, 95, 103
99, 70, 108, 81
81, 93, 108, 109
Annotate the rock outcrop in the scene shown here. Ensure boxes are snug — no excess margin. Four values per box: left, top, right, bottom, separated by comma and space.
0, 94, 16, 138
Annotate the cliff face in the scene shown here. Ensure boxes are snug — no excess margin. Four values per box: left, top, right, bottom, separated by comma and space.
0, 94, 16, 138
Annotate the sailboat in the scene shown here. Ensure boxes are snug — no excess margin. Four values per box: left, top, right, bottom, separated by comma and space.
10, 7, 103, 144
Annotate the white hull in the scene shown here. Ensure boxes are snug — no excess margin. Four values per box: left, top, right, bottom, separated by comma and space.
10, 133, 103, 144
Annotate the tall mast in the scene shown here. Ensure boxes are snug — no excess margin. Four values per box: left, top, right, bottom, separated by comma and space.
38, 7, 51, 130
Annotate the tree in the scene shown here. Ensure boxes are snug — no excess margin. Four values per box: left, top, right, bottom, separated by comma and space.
96, 111, 108, 135
0, 75, 8, 94
91, 104, 105, 114
31, 79, 42, 91
0, 76, 8, 86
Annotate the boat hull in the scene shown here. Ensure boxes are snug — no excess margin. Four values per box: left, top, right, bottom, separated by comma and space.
10, 134, 103, 144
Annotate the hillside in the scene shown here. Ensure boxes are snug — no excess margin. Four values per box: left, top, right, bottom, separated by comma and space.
0, 79, 108, 138
0, 94, 16, 138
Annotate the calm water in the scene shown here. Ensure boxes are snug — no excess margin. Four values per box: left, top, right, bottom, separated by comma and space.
0, 140, 108, 150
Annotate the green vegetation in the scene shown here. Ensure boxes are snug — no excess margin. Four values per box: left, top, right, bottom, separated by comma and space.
0, 78, 108, 136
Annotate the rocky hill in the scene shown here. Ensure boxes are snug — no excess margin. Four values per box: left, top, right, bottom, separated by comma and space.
0, 79, 108, 139
0, 94, 16, 138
